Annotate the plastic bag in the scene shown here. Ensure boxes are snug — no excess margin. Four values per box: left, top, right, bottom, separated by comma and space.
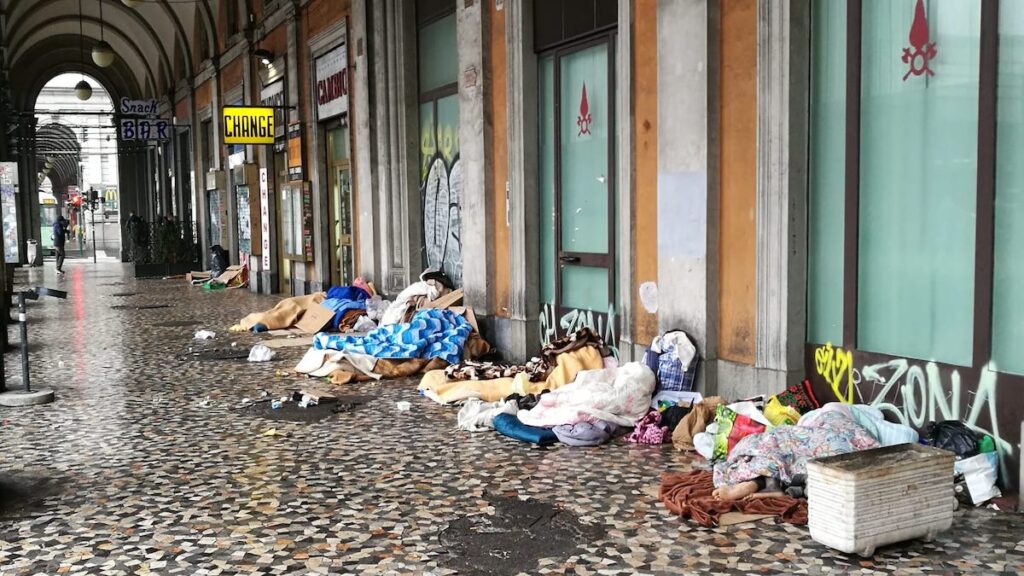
924, 420, 983, 457
365, 296, 391, 321
352, 316, 377, 332
247, 344, 277, 362
954, 452, 1001, 505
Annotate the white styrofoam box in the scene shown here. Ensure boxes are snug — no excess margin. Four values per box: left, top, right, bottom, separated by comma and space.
806, 443, 955, 556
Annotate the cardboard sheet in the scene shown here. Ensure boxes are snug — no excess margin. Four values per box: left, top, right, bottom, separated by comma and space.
260, 336, 316, 349
295, 303, 335, 334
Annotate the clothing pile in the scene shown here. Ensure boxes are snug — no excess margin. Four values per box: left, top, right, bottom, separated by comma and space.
289, 273, 490, 384
419, 328, 610, 404
658, 379, 929, 527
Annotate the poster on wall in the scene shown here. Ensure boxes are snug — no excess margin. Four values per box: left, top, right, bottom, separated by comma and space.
236, 186, 252, 257
260, 168, 271, 270
314, 28, 349, 121
0, 162, 20, 263
302, 181, 314, 261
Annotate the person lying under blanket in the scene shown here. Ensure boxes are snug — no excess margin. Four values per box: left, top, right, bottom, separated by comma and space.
710, 407, 881, 500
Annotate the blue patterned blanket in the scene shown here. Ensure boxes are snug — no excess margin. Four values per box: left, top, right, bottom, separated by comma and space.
313, 308, 472, 365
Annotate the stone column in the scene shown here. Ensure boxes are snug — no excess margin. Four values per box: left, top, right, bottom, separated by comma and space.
503, 0, 539, 362
351, 0, 382, 284
754, 0, 810, 390
372, 0, 419, 294
656, 0, 713, 385
456, 0, 493, 313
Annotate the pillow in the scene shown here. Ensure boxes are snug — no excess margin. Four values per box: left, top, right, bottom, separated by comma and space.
712, 404, 766, 460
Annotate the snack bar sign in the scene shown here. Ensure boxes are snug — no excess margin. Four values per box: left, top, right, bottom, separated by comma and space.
119, 98, 170, 141
223, 106, 276, 145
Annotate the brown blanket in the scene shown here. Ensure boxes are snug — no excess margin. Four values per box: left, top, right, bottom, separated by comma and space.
659, 470, 807, 527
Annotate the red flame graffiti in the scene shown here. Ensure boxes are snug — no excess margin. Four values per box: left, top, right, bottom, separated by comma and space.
576, 82, 593, 136
902, 0, 937, 81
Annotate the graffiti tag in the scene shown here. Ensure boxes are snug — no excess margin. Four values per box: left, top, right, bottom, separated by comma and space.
540, 303, 619, 359
814, 342, 854, 404
421, 153, 462, 285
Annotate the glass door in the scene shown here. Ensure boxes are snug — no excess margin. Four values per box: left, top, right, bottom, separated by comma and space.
540, 37, 615, 327
327, 125, 354, 286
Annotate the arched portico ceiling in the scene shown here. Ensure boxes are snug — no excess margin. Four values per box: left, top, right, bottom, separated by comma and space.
34, 123, 82, 193
12, 38, 141, 110
4, 0, 219, 105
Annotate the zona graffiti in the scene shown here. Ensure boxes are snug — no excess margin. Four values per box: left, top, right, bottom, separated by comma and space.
540, 302, 619, 359
812, 343, 1013, 484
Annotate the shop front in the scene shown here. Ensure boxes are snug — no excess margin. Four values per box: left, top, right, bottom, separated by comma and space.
314, 32, 355, 288
804, 0, 1024, 484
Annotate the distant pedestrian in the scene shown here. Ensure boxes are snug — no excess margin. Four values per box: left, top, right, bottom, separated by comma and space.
53, 213, 70, 275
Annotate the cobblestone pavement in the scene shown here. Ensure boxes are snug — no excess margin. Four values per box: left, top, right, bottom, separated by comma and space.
1, 261, 1023, 575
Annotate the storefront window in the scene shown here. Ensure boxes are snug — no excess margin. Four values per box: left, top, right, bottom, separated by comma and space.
857, 0, 980, 366
807, 0, 846, 345
280, 184, 304, 258
992, 1, 1024, 374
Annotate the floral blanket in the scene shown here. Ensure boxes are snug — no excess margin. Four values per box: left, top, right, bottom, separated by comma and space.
712, 409, 879, 487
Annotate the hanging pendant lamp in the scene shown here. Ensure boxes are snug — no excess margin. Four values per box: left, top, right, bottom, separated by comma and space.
76, 0, 92, 100
92, 0, 115, 67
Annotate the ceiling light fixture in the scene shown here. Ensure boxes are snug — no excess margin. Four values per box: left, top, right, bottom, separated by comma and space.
92, 0, 115, 67
76, 0, 92, 100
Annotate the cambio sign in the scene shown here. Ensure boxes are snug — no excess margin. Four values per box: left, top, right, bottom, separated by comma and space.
315, 32, 348, 121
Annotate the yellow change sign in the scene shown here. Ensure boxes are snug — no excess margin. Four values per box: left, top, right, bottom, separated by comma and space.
223, 106, 275, 145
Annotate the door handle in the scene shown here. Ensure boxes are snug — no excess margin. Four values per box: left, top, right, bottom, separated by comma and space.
559, 256, 581, 264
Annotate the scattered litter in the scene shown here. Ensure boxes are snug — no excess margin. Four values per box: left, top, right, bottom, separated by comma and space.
261, 428, 286, 437
197, 396, 211, 408
271, 400, 283, 409
298, 395, 319, 409
57, 360, 65, 369
248, 344, 277, 362
194, 330, 216, 340
231, 342, 239, 347
396, 401, 412, 412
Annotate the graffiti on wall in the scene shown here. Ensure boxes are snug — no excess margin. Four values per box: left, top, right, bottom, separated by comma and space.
814, 342, 855, 404
421, 153, 462, 284
812, 343, 1012, 481
540, 303, 619, 359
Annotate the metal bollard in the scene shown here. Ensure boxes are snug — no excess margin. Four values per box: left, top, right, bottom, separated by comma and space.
18, 291, 30, 392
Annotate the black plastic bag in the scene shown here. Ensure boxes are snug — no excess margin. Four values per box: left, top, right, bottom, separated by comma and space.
210, 245, 229, 278
924, 420, 982, 458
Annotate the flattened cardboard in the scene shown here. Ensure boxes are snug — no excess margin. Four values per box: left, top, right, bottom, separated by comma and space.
301, 386, 338, 403
448, 306, 479, 333
295, 303, 335, 334
215, 265, 245, 284
424, 288, 464, 310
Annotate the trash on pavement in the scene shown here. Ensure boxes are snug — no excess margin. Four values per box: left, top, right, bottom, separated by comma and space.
248, 344, 277, 362
396, 401, 412, 412
194, 330, 216, 340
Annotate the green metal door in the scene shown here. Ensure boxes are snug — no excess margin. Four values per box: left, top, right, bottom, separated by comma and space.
540, 37, 615, 338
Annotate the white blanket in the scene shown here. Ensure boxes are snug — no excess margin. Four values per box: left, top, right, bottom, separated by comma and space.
516, 362, 656, 428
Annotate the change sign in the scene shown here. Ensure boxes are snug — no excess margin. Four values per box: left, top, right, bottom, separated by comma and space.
223, 106, 275, 145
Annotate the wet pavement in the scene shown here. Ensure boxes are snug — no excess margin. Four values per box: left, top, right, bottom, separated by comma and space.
1, 260, 1024, 575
